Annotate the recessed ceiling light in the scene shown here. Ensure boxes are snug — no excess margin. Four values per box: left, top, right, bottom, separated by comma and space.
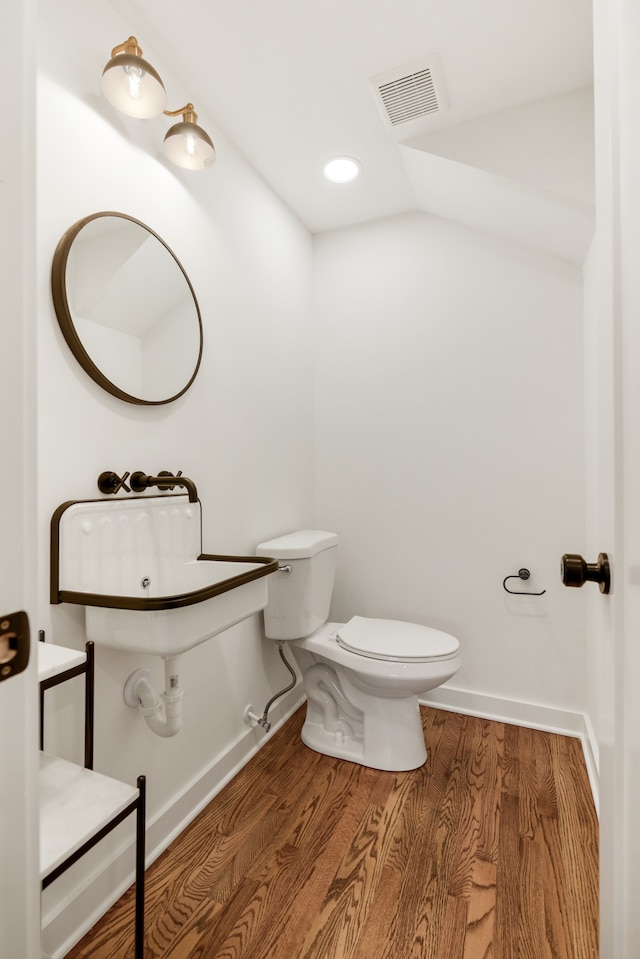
323, 156, 361, 183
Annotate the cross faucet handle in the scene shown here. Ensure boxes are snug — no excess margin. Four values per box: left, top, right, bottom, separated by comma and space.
97, 471, 131, 495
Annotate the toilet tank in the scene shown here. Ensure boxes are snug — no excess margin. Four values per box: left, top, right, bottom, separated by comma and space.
256, 530, 338, 640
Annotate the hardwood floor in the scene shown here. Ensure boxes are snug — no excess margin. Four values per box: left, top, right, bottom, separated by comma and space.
64, 706, 598, 959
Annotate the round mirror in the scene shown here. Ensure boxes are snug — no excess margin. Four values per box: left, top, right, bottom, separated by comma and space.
51, 212, 203, 405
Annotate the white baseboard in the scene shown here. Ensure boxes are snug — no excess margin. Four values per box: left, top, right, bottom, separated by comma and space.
581, 709, 600, 816
420, 685, 600, 814
41, 689, 306, 959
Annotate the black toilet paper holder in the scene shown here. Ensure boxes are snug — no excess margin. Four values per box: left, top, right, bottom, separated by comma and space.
503, 568, 546, 596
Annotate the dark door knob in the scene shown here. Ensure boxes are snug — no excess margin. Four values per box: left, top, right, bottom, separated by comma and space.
561, 553, 610, 594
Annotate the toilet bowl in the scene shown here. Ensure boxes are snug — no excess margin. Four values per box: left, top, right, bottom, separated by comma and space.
292, 618, 460, 770
256, 531, 461, 772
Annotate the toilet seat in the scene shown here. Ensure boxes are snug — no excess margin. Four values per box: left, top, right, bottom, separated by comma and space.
336, 616, 459, 663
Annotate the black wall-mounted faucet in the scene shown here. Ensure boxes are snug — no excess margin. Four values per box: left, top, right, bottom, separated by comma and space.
98, 469, 198, 503
129, 471, 199, 503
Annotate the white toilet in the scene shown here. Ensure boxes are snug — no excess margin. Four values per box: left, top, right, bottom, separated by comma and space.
256, 530, 461, 771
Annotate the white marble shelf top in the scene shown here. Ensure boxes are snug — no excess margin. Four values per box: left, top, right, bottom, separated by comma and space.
37, 642, 86, 682
39, 752, 139, 880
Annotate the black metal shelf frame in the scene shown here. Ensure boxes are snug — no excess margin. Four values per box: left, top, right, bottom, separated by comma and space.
39, 635, 146, 959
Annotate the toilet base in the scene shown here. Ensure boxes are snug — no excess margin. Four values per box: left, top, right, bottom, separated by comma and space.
289, 636, 432, 772
299, 696, 428, 772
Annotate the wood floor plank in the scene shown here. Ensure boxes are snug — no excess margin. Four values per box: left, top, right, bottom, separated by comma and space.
515, 724, 541, 843
463, 857, 496, 959
297, 804, 390, 958
493, 788, 520, 959
202, 744, 338, 907
62, 706, 598, 959
351, 709, 463, 955
434, 894, 467, 959
532, 730, 575, 959
550, 735, 599, 959
517, 833, 553, 959
537, 806, 576, 959
200, 758, 375, 959
371, 711, 471, 959
447, 716, 504, 900
297, 768, 420, 959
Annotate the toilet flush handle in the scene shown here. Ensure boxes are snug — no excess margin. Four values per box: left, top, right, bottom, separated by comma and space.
561, 553, 611, 594
278, 565, 292, 574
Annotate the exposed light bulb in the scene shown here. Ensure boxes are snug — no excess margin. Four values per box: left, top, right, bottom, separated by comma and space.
124, 65, 144, 100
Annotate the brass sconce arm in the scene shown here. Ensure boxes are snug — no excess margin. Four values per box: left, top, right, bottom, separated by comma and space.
109, 36, 144, 59
164, 103, 199, 124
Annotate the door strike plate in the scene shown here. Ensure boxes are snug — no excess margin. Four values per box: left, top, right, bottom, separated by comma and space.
0, 610, 30, 681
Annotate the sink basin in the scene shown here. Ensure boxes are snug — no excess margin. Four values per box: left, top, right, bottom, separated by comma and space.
51, 496, 278, 655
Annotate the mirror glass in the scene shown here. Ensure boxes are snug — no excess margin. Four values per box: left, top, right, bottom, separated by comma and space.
51, 212, 203, 405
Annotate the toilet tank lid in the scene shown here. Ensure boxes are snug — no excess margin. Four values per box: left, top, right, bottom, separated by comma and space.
256, 530, 338, 559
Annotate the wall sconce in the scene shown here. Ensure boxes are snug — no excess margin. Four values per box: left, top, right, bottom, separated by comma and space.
101, 37, 215, 171
163, 104, 215, 170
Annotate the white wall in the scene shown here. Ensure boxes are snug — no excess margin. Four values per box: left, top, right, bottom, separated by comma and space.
37, 2, 313, 953
314, 212, 587, 718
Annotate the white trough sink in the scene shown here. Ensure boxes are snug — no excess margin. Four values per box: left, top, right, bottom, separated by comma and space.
51, 496, 277, 656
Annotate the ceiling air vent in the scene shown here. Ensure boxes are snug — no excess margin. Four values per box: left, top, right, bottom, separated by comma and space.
369, 56, 448, 130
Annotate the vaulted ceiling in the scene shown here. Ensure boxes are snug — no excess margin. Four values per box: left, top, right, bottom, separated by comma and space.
114, 0, 594, 257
